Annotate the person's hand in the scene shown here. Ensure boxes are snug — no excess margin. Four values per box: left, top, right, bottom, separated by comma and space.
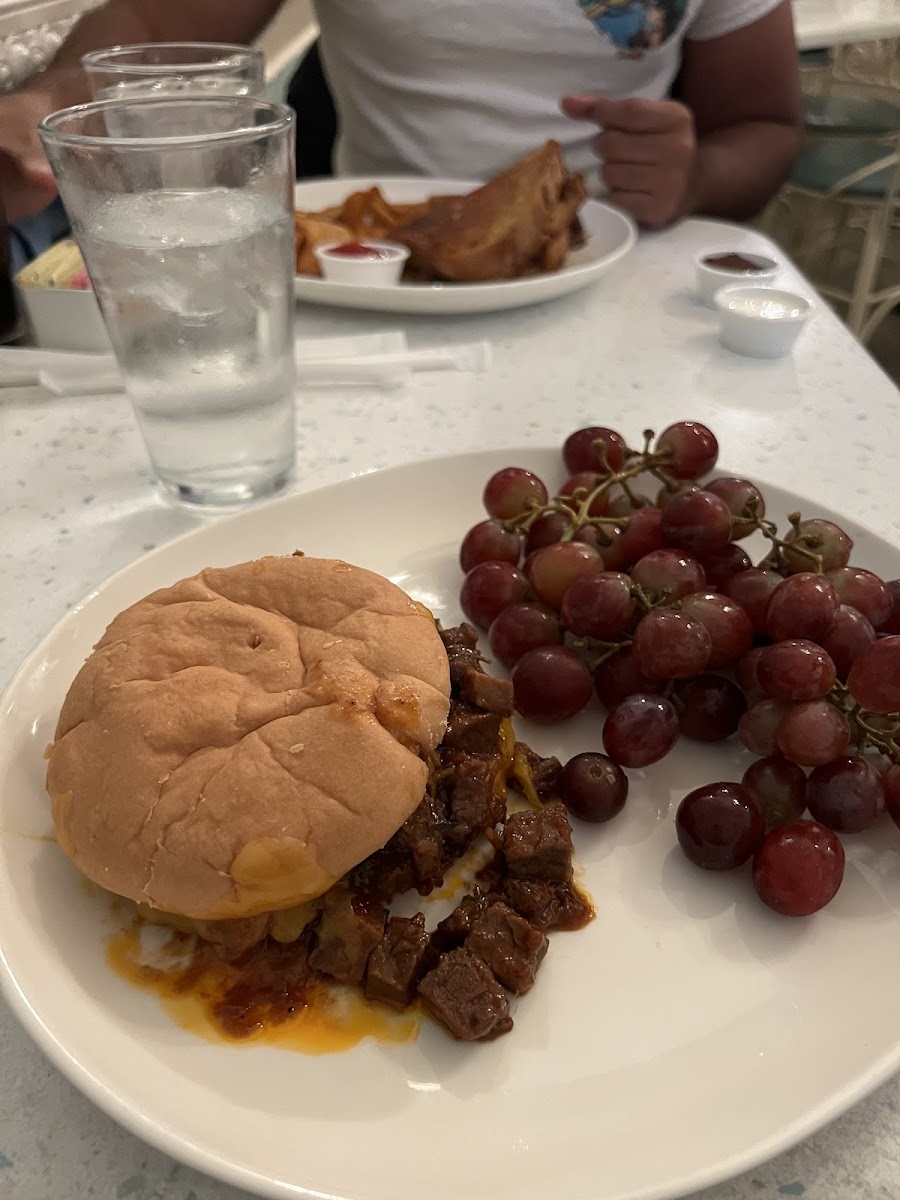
561, 94, 698, 229
0, 88, 60, 223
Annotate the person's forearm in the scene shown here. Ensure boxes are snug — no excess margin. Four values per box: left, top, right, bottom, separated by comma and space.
19, 0, 283, 111
685, 120, 802, 221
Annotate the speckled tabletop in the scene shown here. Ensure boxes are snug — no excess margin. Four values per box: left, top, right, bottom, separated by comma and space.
2, 218, 900, 1200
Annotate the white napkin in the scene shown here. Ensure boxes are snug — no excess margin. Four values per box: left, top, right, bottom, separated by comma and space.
0, 333, 492, 395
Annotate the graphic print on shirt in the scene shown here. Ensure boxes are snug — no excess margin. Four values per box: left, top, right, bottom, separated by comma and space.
577, 0, 689, 56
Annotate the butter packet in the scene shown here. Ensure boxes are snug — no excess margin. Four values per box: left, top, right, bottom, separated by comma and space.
17, 239, 91, 291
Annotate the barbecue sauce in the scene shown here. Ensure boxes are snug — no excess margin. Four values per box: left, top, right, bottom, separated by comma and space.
107, 923, 419, 1054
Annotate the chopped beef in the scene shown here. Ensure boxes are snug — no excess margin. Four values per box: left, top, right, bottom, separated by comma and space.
418, 947, 513, 1041
213, 936, 312, 1036
467, 901, 548, 994
459, 669, 514, 716
309, 889, 386, 986
365, 913, 431, 1009
499, 877, 593, 932
502, 802, 574, 882
348, 836, 416, 904
439, 752, 505, 852
440, 623, 484, 689
400, 791, 448, 894
433, 890, 492, 952
439, 623, 480, 654
511, 742, 563, 802
195, 915, 269, 961
443, 703, 504, 755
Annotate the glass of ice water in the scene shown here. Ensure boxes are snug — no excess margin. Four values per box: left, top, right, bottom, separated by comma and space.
39, 96, 297, 508
82, 43, 265, 101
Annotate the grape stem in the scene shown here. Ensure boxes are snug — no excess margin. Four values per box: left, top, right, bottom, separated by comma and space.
567, 634, 633, 668
826, 682, 900, 763
503, 428, 674, 543
748, 506, 824, 573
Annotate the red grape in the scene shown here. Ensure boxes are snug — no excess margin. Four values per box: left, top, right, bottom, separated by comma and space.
699, 543, 752, 589
704, 476, 765, 539
603, 694, 679, 767
826, 567, 893, 627
766, 572, 839, 642
600, 507, 664, 571
560, 571, 635, 639
563, 426, 626, 475
783, 518, 852, 574
632, 610, 712, 679
656, 481, 701, 511
526, 541, 604, 610
511, 646, 593, 723
661, 489, 733, 555
878, 580, 900, 634
559, 753, 628, 823
742, 757, 807, 830
676, 782, 765, 870
805, 755, 885, 834
524, 511, 572, 555
776, 700, 851, 767
739, 699, 789, 756
885, 765, 900, 830
677, 675, 747, 741
735, 647, 767, 703
593, 647, 661, 709
560, 472, 608, 516
820, 606, 876, 679
723, 568, 783, 636
631, 548, 706, 600
846, 636, 900, 713
680, 591, 753, 668
460, 519, 522, 574
483, 468, 548, 520
752, 820, 845, 916
489, 602, 562, 668
460, 561, 530, 629
756, 639, 836, 702
655, 421, 719, 480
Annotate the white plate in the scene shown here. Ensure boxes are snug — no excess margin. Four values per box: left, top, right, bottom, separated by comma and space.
293, 177, 637, 314
2, 449, 900, 1200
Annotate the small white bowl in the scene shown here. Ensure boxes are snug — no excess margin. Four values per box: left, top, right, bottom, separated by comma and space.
15, 282, 111, 353
695, 249, 779, 307
715, 285, 814, 359
313, 240, 410, 287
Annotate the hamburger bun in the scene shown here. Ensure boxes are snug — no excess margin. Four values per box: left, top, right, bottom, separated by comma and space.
46, 556, 451, 920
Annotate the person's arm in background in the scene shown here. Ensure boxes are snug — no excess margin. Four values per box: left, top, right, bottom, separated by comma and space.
562, 0, 802, 227
0, 0, 285, 221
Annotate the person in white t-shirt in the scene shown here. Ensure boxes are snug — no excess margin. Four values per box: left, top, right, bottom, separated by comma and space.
309, 0, 802, 226
0, 0, 800, 236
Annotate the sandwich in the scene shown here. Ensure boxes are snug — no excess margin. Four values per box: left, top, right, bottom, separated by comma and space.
392, 140, 587, 283
46, 555, 451, 935
45, 554, 592, 1041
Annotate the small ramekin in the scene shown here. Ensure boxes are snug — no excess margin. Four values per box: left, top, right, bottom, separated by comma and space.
715, 285, 814, 359
695, 250, 779, 307
313, 241, 410, 286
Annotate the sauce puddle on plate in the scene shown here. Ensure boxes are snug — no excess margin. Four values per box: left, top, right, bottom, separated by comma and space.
107, 922, 420, 1054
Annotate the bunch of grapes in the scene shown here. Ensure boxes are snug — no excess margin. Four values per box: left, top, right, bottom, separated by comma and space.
458, 421, 900, 919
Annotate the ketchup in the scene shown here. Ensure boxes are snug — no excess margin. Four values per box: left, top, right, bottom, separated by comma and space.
327, 241, 390, 260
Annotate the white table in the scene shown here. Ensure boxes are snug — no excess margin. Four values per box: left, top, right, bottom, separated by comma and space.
793, 0, 900, 47
1, 218, 900, 1200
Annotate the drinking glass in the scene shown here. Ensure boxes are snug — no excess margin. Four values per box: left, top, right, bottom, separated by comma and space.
82, 43, 265, 101
40, 96, 297, 507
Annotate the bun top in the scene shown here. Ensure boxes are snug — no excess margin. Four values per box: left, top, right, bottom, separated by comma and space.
46, 556, 451, 920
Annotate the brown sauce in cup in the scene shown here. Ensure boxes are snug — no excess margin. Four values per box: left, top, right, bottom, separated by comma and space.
703, 252, 768, 272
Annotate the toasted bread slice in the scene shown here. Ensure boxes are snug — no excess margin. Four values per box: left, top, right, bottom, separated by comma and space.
392, 142, 587, 283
